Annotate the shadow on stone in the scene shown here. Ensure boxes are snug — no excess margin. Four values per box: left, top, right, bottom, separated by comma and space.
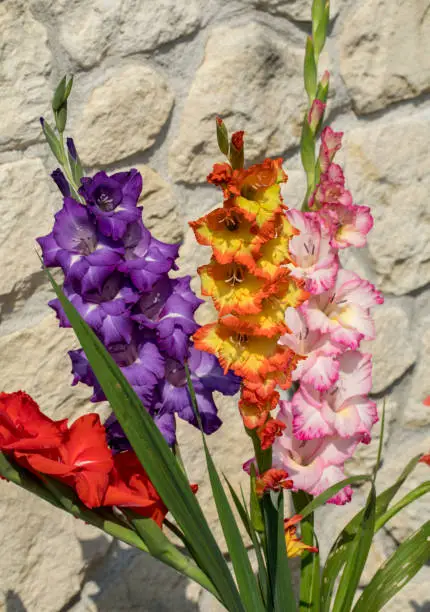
70, 540, 200, 611
410, 601, 430, 612
5, 590, 27, 612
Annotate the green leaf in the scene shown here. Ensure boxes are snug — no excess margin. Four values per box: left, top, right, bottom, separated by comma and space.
43, 268, 243, 612
129, 513, 220, 599
321, 455, 422, 611
185, 364, 264, 612
304, 36, 317, 101
64, 75, 74, 100
273, 493, 296, 612
373, 400, 386, 481
299, 475, 372, 519
293, 491, 320, 612
375, 481, 430, 532
353, 521, 430, 612
313, 2, 330, 61
41, 119, 63, 163
332, 483, 376, 612
216, 117, 229, 156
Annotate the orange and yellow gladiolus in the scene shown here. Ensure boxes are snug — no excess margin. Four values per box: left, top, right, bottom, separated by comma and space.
190, 139, 308, 447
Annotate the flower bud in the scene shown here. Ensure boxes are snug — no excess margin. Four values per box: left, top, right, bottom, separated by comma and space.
308, 99, 326, 132
229, 130, 245, 170
51, 168, 71, 197
215, 116, 229, 156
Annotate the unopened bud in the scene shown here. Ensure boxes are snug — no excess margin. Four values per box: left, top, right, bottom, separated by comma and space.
308, 99, 326, 132
67, 137, 77, 161
51, 168, 71, 197
229, 130, 245, 170
216, 116, 229, 156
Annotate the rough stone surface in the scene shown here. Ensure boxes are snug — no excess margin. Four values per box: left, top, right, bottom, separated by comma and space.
0, 2, 52, 150
361, 305, 417, 393
57, 0, 200, 69
75, 65, 174, 166
138, 165, 183, 243
340, 0, 430, 114
405, 328, 430, 428
0, 482, 110, 612
247, 0, 339, 20
0, 314, 101, 421
344, 118, 430, 295
2, 0, 430, 609
0, 159, 57, 298
169, 22, 306, 183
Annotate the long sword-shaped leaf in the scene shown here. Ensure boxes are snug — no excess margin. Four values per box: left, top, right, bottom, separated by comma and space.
185, 363, 264, 612
273, 493, 297, 612
321, 454, 422, 611
299, 475, 372, 519
293, 491, 320, 612
353, 521, 430, 612
332, 483, 376, 612
44, 268, 242, 610
375, 481, 430, 532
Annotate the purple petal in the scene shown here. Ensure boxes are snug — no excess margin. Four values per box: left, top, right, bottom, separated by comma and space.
51, 169, 71, 197
188, 347, 241, 395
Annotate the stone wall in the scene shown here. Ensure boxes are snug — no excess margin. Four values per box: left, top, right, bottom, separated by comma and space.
1, 0, 429, 610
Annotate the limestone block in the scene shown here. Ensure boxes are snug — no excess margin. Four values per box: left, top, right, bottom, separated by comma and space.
57, 0, 200, 69
138, 165, 183, 243
361, 305, 416, 393
0, 2, 51, 150
0, 482, 110, 612
246, 0, 339, 21
340, 0, 430, 114
169, 22, 306, 184
76, 65, 174, 166
344, 118, 430, 295
405, 328, 430, 428
0, 159, 57, 298
0, 314, 101, 421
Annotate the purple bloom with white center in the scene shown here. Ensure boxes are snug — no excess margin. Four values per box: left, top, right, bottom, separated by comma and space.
51, 168, 71, 197
119, 219, 180, 292
132, 276, 203, 361
50, 274, 139, 346
79, 170, 143, 240
37, 197, 123, 299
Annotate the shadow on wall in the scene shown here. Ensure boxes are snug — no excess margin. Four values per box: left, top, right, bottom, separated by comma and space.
66, 538, 200, 612
410, 601, 430, 611
5, 591, 27, 612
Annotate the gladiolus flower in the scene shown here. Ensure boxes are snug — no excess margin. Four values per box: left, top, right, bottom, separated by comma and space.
284, 514, 318, 558
255, 468, 293, 496
258, 418, 286, 450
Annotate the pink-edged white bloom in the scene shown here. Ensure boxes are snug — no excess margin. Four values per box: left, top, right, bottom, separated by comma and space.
320, 202, 373, 249
302, 268, 384, 350
291, 351, 378, 441
319, 127, 343, 172
279, 307, 341, 391
286, 209, 339, 295
273, 401, 362, 504
310, 164, 353, 210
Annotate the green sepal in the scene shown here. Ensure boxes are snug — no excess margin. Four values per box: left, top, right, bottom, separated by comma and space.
216, 117, 229, 157
315, 76, 330, 104
311, 0, 325, 29
230, 138, 244, 170
52, 76, 67, 111
41, 118, 63, 163
304, 37, 317, 102
313, 2, 330, 61
55, 104, 68, 133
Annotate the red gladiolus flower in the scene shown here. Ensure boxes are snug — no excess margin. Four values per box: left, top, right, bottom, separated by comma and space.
15, 413, 113, 508
423, 396, 430, 406
419, 454, 430, 466
258, 418, 286, 450
0, 391, 67, 451
102, 451, 167, 527
256, 468, 293, 496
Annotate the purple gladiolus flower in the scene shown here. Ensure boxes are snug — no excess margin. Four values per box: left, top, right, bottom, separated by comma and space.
132, 276, 203, 361
38, 166, 243, 446
51, 169, 70, 197
79, 170, 143, 240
